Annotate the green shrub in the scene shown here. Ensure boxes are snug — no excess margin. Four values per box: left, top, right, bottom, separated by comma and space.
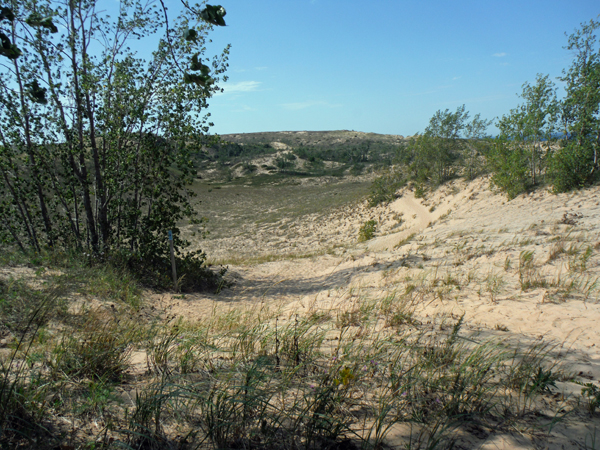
579, 382, 600, 414
487, 139, 531, 199
358, 220, 377, 242
414, 184, 426, 199
242, 161, 258, 174
109, 248, 227, 293
548, 142, 599, 193
368, 170, 405, 206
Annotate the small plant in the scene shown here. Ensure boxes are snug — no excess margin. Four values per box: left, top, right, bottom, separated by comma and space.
242, 161, 258, 174
569, 245, 593, 273
414, 184, 426, 199
579, 382, 600, 414
528, 367, 558, 394
485, 271, 505, 302
518, 250, 546, 290
438, 209, 452, 221
547, 239, 566, 262
396, 232, 416, 248
358, 220, 377, 242
51, 309, 139, 381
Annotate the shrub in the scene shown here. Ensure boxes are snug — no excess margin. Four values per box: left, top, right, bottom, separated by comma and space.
487, 139, 531, 199
368, 170, 405, 206
414, 184, 426, 199
109, 248, 227, 293
548, 142, 599, 193
358, 220, 377, 242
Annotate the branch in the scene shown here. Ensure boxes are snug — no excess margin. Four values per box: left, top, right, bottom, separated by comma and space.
157, 0, 184, 73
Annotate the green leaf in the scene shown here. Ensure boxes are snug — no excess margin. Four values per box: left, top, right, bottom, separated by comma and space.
0, 7, 15, 22
0, 32, 10, 49
200, 5, 226, 26
189, 53, 211, 75
183, 72, 213, 87
184, 28, 198, 42
26, 13, 58, 33
0, 33, 21, 60
25, 80, 48, 104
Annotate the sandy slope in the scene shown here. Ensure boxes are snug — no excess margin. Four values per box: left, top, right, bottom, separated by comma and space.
152, 176, 600, 449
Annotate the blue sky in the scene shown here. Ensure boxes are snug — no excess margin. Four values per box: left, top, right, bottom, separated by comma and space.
176, 1, 599, 136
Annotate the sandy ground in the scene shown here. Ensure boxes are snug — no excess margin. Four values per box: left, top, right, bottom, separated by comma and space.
150, 175, 600, 449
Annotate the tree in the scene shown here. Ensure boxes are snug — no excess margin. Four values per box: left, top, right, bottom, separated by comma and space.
551, 18, 600, 191
490, 74, 559, 196
424, 105, 469, 184
407, 106, 491, 185
462, 113, 493, 180
0, 0, 229, 276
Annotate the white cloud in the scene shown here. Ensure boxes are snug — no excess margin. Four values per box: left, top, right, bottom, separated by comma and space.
231, 105, 257, 112
281, 100, 342, 110
215, 81, 261, 96
234, 67, 267, 73
452, 76, 462, 80
493, 52, 507, 57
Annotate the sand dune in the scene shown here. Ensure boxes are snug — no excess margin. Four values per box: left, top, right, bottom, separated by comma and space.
153, 175, 600, 448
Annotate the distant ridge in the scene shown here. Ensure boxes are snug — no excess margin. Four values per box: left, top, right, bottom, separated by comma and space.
219, 130, 407, 149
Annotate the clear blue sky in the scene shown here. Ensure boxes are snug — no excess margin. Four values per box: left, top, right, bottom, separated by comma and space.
174, 1, 599, 136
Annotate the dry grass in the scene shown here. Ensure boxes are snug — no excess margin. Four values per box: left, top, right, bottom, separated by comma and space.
0, 250, 592, 450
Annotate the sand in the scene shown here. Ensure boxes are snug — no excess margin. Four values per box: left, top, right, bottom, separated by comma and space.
151, 175, 600, 448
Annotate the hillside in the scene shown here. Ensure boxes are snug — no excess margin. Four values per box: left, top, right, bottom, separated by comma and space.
220, 130, 408, 148
181, 175, 600, 448
195, 130, 409, 182
2, 173, 600, 449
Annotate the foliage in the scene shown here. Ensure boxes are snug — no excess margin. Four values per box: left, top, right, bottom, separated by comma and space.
0, 1, 229, 288
405, 106, 491, 187
368, 168, 406, 206
488, 74, 559, 197
549, 19, 600, 191
488, 19, 600, 197
274, 152, 297, 172
358, 220, 377, 242
487, 137, 531, 199
579, 382, 600, 414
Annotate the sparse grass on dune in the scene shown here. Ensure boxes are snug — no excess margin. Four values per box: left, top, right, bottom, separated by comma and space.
0, 250, 592, 449
3, 179, 600, 448
205, 245, 347, 267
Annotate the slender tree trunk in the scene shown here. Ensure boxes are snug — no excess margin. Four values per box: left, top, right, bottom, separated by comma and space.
0, 166, 40, 251
35, 28, 91, 248
11, 34, 54, 247
69, 2, 99, 252
78, 2, 110, 248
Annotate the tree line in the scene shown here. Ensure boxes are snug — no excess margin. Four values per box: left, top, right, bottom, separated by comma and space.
370, 18, 600, 205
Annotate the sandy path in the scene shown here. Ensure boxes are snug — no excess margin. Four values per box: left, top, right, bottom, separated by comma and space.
366, 190, 436, 251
